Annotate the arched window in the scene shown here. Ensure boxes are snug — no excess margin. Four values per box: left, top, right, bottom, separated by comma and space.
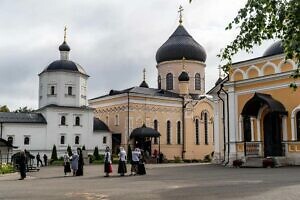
243, 116, 251, 142
51, 86, 55, 95
154, 120, 158, 144
75, 116, 80, 126
195, 73, 201, 90
167, 120, 171, 144
103, 136, 107, 144
7, 136, 13, 145
24, 136, 30, 145
60, 135, 65, 145
158, 76, 161, 90
115, 115, 119, 126
68, 86, 72, 95
297, 112, 300, 141
177, 121, 181, 144
204, 113, 208, 145
166, 73, 173, 90
61, 116, 66, 125
195, 119, 199, 145
75, 136, 80, 145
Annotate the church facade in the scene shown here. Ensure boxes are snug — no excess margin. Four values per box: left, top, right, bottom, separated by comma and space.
89, 20, 214, 160
209, 41, 300, 166
0, 33, 111, 162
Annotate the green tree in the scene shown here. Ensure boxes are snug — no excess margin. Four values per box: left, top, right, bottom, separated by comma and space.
0, 105, 10, 112
67, 145, 73, 156
93, 146, 100, 160
127, 144, 132, 164
51, 145, 58, 161
14, 106, 34, 113
218, 0, 299, 89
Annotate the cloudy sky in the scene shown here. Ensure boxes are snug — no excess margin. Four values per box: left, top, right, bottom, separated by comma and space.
0, 0, 277, 110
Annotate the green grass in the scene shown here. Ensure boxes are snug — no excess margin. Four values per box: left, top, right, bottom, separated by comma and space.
0, 163, 15, 174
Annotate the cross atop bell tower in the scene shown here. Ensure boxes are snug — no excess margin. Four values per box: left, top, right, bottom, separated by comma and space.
178, 5, 184, 24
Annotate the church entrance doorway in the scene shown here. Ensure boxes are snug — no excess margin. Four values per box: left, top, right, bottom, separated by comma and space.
112, 133, 121, 155
263, 112, 283, 157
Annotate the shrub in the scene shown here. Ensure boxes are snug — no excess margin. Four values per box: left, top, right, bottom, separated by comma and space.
51, 145, 58, 161
0, 163, 14, 174
93, 146, 100, 160
174, 156, 181, 163
232, 159, 244, 168
183, 159, 192, 163
192, 159, 199, 163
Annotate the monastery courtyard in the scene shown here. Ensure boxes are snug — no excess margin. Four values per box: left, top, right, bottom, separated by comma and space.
1, 164, 300, 200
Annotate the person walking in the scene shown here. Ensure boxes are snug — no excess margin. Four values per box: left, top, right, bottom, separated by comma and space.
70, 152, 79, 176
43, 154, 48, 166
130, 148, 141, 176
76, 148, 84, 176
104, 146, 112, 177
117, 147, 127, 176
18, 150, 27, 180
63, 152, 71, 176
36, 153, 43, 167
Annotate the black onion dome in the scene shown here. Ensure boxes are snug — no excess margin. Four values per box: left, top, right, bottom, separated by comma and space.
130, 124, 160, 139
139, 80, 149, 88
263, 41, 284, 57
44, 60, 87, 75
59, 41, 70, 51
156, 25, 206, 63
178, 71, 189, 81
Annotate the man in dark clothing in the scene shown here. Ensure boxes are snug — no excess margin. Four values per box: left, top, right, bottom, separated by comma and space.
76, 148, 84, 176
18, 151, 27, 180
43, 154, 48, 166
36, 153, 43, 167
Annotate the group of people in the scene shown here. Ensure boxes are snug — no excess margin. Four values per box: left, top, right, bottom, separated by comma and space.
63, 148, 84, 176
36, 153, 48, 167
104, 146, 146, 177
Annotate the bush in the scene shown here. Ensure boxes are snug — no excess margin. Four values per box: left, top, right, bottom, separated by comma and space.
233, 159, 244, 168
51, 145, 58, 161
174, 156, 181, 163
192, 159, 199, 163
0, 163, 14, 174
183, 159, 192, 163
93, 146, 100, 160
50, 160, 64, 166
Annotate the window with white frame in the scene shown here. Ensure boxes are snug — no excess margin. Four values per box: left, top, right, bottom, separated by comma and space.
24, 136, 30, 145
103, 136, 107, 144
7, 136, 14, 145
75, 116, 80, 126
75, 135, 80, 145
166, 73, 173, 90
60, 135, 65, 145
61, 116, 66, 125
167, 120, 171, 144
195, 73, 201, 90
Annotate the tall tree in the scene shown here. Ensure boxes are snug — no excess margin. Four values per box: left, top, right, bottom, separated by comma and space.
0, 105, 10, 112
51, 145, 58, 161
218, 0, 299, 89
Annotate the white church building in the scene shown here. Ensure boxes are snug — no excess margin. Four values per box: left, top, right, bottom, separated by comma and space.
0, 33, 111, 161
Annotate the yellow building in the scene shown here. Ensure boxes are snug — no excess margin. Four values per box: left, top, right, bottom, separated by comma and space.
209, 41, 300, 166
89, 18, 214, 160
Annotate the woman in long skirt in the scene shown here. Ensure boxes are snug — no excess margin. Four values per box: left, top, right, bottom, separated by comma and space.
71, 152, 79, 176
76, 148, 84, 176
104, 146, 112, 177
63, 152, 71, 176
117, 147, 127, 176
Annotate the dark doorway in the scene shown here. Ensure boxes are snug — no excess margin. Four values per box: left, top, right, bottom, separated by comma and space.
243, 116, 251, 142
112, 134, 121, 154
263, 112, 282, 157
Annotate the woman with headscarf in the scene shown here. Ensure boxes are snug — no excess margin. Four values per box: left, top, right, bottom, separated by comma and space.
63, 152, 71, 176
76, 148, 84, 176
104, 146, 112, 177
117, 147, 127, 176
18, 150, 27, 180
70, 151, 79, 176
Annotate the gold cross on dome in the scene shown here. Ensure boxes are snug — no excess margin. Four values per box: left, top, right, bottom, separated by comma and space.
178, 5, 184, 24
143, 68, 146, 81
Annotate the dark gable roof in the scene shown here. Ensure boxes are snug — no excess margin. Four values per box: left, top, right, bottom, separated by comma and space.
130, 124, 160, 138
156, 25, 206, 63
93, 118, 109, 132
91, 86, 181, 100
37, 104, 94, 111
0, 112, 47, 124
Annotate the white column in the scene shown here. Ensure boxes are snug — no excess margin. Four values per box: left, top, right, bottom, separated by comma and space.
212, 98, 221, 162
250, 117, 255, 141
282, 116, 288, 141
256, 119, 261, 141
291, 116, 296, 141
228, 87, 237, 161
238, 116, 243, 141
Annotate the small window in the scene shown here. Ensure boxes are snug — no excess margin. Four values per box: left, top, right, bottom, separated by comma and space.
68, 86, 72, 95
177, 121, 181, 144
195, 73, 201, 90
75, 116, 80, 126
195, 119, 199, 145
24, 136, 30, 145
51, 86, 55, 95
75, 136, 80, 145
7, 136, 13, 145
166, 73, 173, 90
61, 116, 66, 125
60, 135, 65, 145
167, 120, 171, 144
204, 113, 208, 145
115, 115, 119, 126
154, 120, 158, 144
158, 76, 161, 90
103, 136, 107, 144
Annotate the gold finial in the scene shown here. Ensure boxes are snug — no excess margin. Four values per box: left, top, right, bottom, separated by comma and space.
64, 26, 67, 42
182, 57, 186, 70
143, 68, 146, 81
178, 5, 184, 24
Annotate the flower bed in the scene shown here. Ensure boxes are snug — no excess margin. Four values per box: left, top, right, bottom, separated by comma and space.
0, 163, 15, 174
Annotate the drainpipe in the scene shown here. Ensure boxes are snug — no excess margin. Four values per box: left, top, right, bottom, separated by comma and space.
221, 86, 230, 165
217, 88, 226, 163
181, 97, 185, 160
